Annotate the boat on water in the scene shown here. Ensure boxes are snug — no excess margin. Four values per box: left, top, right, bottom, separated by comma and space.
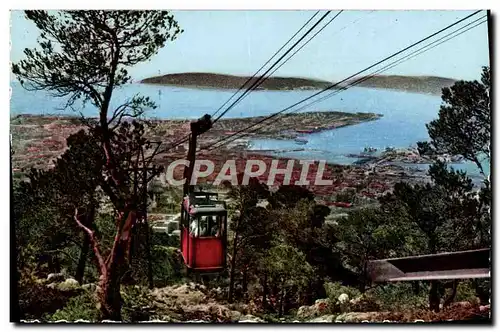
294, 137, 308, 145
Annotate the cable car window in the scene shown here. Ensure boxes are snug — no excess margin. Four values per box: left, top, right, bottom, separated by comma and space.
189, 218, 201, 237
189, 215, 221, 237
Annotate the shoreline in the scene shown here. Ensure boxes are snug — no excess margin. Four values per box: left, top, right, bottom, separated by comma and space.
10, 111, 440, 202
139, 81, 332, 92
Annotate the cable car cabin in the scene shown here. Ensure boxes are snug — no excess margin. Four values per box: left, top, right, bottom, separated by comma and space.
180, 192, 227, 273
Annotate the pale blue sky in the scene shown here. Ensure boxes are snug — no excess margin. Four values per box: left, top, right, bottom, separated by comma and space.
10, 10, 490, 82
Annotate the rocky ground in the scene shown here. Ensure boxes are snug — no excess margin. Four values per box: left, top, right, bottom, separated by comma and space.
22, 275, 490, 324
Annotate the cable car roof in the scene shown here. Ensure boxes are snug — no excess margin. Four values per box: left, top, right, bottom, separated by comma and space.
184, 192, 227, 215
189, 205, 226, 214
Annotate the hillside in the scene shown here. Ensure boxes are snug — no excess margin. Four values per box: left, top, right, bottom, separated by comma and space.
141, 73, 457, 95
346, 75, 456, 95
140, 72, 332, 91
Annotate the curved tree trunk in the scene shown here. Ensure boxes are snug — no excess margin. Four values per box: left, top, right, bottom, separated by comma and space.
78, 207, 137, 321
98, 262, 122, 321
75, 234, 90, 284
75, 203, 95, 284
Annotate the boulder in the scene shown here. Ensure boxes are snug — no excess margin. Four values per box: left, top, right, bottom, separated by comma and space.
46, 282, 58, 289
82, 283, 97, 292
47, 273, 65, 283
297, 305, 314, 319
58, 278, 80, 291
480, 304, 490, 313
297, 299, 331, 319
151, 284, 206, 307
238, 314, 265, 323
349, 295, 380, 312
307, 315, 336, 323
229, 310, 242, 322
337, 293, 349, 312
335, 312, 379, 322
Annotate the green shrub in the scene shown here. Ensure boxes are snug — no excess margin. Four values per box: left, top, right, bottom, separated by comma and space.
455, 281, 480, 303
18, 269, 82, 320
335, 189, 357, 203
151, 245, 183, 287
46, 291, 99, 322
324, 281, 361, 302
348, 293, 381, 312
121, 286, 153, 322
367, 282, 428, 311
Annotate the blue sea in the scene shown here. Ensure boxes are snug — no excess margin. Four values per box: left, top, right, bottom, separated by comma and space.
10, 81, 489, 180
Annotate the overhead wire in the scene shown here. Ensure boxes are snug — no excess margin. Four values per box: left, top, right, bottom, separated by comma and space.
200, 10, 483, 152
146, 11, 329, 157
211, 10, 336, 124
206, 15, 488, 152
265, 14, 489, 133
210, 10, 321, 118
212, 10, 345, 119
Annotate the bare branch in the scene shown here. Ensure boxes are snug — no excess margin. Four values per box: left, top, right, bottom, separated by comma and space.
74, 207, 106, 273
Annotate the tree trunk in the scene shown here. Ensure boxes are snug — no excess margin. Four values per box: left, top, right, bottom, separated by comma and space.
412, 281, 420, 295
279, 282, 286, 317
261, 274, 268, 309
97, 264, 122, 321
97, 208, 137, 321
443, 280, 458, 308
75, 204, 95, 284
145, 222, 154, 289
228, 231, 238, 302
75, 233, 90, 284
360, 258, 368, 293
473, 279, 490, 305
429, 281, 440, 312
242, 266, 248, 300
427, 236, 440, 312
141, 165, 153, 289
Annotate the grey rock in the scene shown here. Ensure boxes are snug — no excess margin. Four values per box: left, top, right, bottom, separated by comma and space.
46, 282, 58, 289
47, 273, 65, 283
307, 315, 336, 323
480, 304, 490, 312
239, 314, 265, 323
229, 310, 242, 322
82, 283, 96, 292
57, 278, 80, 291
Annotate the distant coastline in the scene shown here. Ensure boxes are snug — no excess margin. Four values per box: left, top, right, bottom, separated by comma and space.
140, 72, 456, 95
140, 72, 332, 91
345, 75, 456, 95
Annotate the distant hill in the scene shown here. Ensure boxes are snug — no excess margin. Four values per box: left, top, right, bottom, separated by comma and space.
346, 75, 457, 95
140, 72, 332, 91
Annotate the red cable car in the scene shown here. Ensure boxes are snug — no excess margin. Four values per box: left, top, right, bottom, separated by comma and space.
180, 192, 228, 273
